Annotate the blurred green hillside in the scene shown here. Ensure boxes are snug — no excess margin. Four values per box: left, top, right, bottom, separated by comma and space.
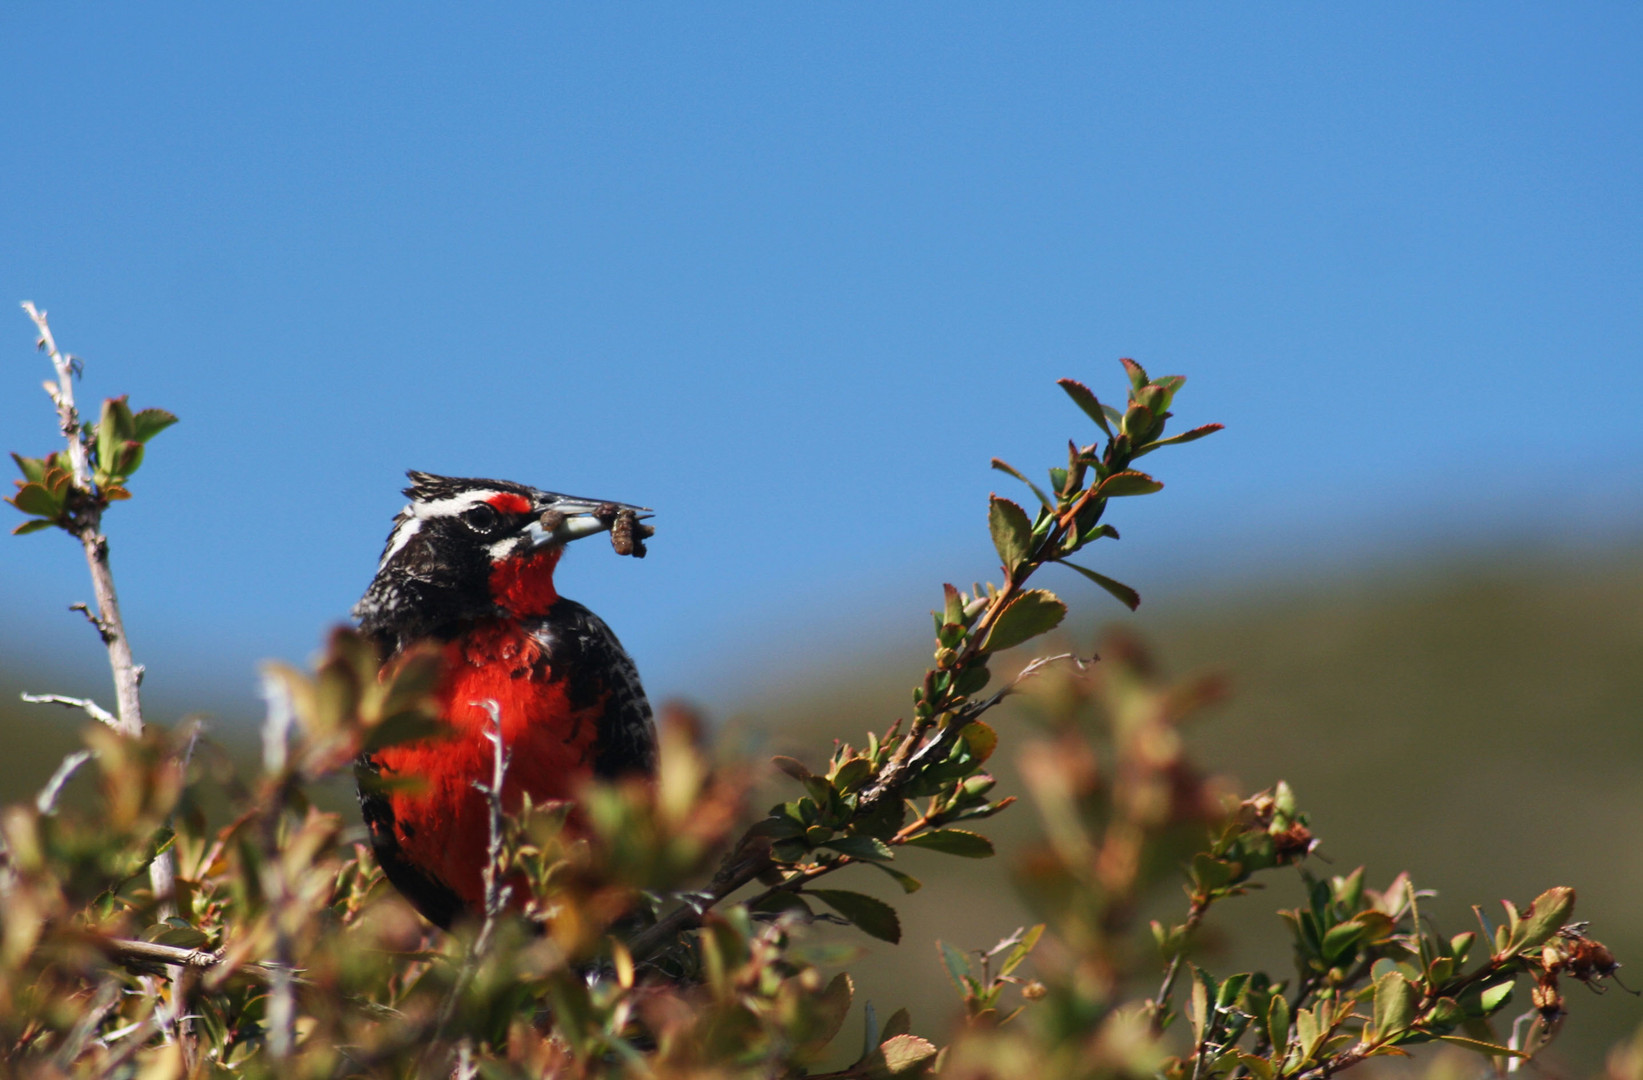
3, 545, 1640, 1070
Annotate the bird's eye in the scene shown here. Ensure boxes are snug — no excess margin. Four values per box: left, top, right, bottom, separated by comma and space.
462, 504, 500, 531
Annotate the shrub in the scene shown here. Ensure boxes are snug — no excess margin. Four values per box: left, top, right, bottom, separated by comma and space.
2, 305, 1622, 1079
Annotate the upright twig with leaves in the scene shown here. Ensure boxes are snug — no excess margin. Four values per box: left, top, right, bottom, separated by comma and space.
627, 360, 1222, 964
8, 304, 179, 910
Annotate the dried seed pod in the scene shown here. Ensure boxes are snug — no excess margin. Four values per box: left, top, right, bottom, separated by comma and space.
610, 507, 648, 558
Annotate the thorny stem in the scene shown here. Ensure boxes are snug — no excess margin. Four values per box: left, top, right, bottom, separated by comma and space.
473, 702, 515, 956
426, 702, 513, 1068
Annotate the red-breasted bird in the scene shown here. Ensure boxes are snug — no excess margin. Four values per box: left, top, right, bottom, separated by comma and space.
352, 471, 656, 929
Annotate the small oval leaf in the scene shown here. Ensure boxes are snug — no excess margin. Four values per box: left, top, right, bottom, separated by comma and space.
979, 589, 1066, 653
903, 829, 994, 858
988, 495, 1033, 570
809, 889, 902, 944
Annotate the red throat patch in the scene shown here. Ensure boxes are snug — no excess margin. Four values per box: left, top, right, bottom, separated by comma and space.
488, 547, 563, 617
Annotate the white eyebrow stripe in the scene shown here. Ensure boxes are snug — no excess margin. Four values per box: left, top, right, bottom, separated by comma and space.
412, 492, 500, 519
378, 512, 424, 570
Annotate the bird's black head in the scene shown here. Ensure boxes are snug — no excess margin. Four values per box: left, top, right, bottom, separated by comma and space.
353, 471, 647, 652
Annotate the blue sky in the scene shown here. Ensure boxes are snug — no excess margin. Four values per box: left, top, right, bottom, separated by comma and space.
3, 5, 1640, 715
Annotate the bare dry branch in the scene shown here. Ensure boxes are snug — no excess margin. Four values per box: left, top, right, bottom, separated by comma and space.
36, 749, 94, 814
100, 937, 225, 970
21, 691, 118, 728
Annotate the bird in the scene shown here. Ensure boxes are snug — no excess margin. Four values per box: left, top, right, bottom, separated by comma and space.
352, 470, 657, 929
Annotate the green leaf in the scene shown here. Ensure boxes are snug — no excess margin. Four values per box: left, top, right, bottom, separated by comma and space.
96, 397, 133, 470
1514, 886, 1575, 951
772, 755, 813, 781
824, 835, 895, 861
991, 458, 1054, 511
903, 829, 994, 858
1056, 378, 1113, 436
1267, 993, 1291, 1051
132, 408, 178, 443
1239, 1054, 1275, 1080
361, 712, 449, 753
149, 925, 210, 949
988, 495, 1033, 570
1293, 1006, 1319, 1058
1120, 357, 1150, 390
1191, 853, 1241, 892
1373, 971, 1418, 1041
8, 482, 62, 518
940, 941, 971, 990
951, 663, 991, 697
871, 1034, 938, 1076
1095, 470, 1163, 498
979, 589, 1066, 652
832, 756, 873, 792
804, 972, 854, 1055
879, 1007, 912, 1041
999, 924, 1044, 978
1433, 1035, 1528, 1059
751, 891, 814, 916
1322, 921, 1368, 962
1060, 561, 1140, 611
810, 889, 901, 943
1135, 422, 1224, 457
10, 454, 46, 483
1121, 403, 1157, 440
866, 861, 923, 894
1480, 980, 1514, 1013
1425, 996, 1462, 1027
959, 721, 996, 762
11, 518, 56, 535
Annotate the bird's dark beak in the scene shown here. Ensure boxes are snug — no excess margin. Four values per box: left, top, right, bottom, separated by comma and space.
521, 494, 652, 549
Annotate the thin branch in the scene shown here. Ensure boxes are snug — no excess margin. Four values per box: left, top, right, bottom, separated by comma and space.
473, 701, 515, 955
51, 978, 121, 1069
69, 601, 114, 644
626, 656, 1070, 962
1149, 896, 1211, 1031
259, 669, 295, 775
261, 697, 298, 1062
22, 301, 90, 490
21, 691, 118, 728
36, 749, 94, 814
99, 937, 225, 970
